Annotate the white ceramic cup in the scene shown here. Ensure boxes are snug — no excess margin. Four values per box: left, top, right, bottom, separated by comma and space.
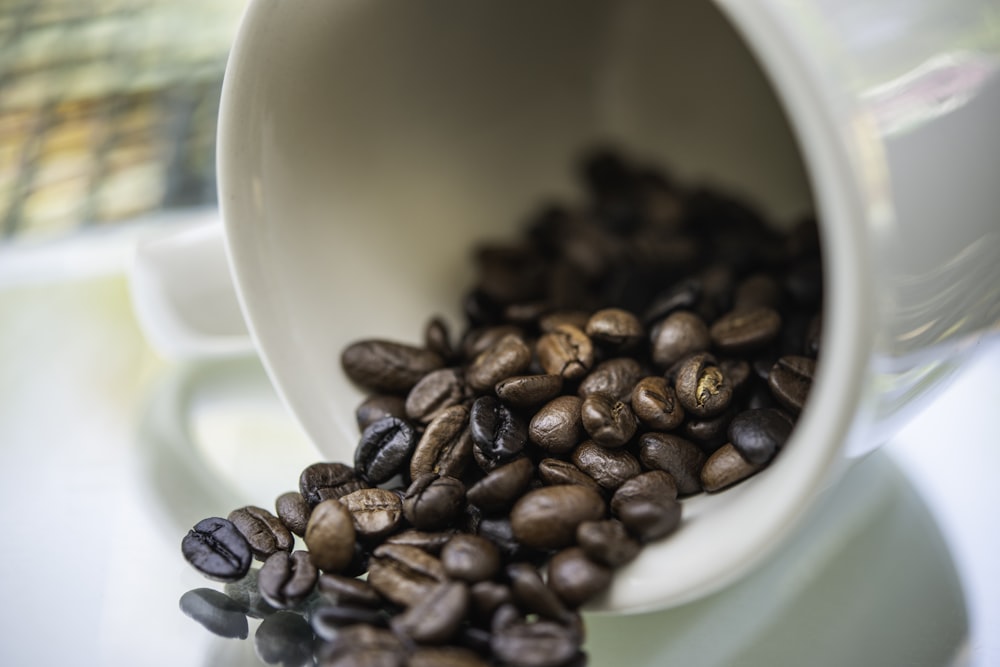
130, 0, 1000, 613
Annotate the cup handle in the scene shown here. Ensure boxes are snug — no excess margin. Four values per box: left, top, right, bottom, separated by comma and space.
129, 212, 254, 359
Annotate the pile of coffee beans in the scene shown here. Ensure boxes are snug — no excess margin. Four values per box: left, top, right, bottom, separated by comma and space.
182, 148, 822, 666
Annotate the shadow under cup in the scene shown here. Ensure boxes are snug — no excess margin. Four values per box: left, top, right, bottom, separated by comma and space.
219, 0, 860, 612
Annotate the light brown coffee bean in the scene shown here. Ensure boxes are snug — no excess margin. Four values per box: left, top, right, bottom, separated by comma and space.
546, 547, 612, 608
631, 376, 685, 430
466, 333, 533, 393
580, 393, 638, 448
510, 485, 606, 550
304, 499, 356, 573
571, 440, 642, 490
536, 324, 594, 380
638, 432, 706, 496
340, 488, 404, 541
410, 404, 473, 479
674, 352, 733, 418
529, 395, 584, 454
701, 443, 765, 492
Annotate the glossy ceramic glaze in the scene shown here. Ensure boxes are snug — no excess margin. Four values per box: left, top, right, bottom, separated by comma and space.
185, 0, 1000, 611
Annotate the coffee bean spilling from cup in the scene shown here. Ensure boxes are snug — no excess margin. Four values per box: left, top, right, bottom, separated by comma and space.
181, 148, 822, 666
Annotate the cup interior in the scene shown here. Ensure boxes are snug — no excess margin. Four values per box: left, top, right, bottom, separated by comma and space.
219, 0, 856, 610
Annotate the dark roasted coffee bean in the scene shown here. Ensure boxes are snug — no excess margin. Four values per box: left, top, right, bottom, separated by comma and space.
299, 462, 367, 507
576, 520, 640, 567
354, 416, 417, 484
319, 624, 407, 667
356, 394, 409, 432
254, 611, 314, 666
674, 352, 733, 418
341, 488, 404, 541
709, 306, 782, 352
274, 491, 310, 537
367, 544, 447, 608
466, 333, 533, 393
464, 286, 506, 326
611, 475, 683, 542
312, 603, 388, 640
681, 408, 735, 451
496, 374, 564, 408
643, 278, 702, 325
491, 618, 581, 667
470, 581, 514, 623
547, 547, 613, 608
317, 573, 382, 608
470, 395, 528, 466
610, 470, 679, 512
720, 358, 753, 394
536, 458, 603, 493
571, 440, 641, 490
538, 311, 591, 333
476, 515, 532, 560
466, 457, 535, 514
304, 499, 356, 573
650, 311, 710, 368
457, 625, 494, 656
341, 339, 444, 393
182, 517, 253, 582
384, 529, 455, 555
391, 581, 469, 643
529, 396, 584, 455
405, 368, 468, 424
577, 358, 643, 402
410, 404, 473, 479
227, 506, 293, 561
178, 588, 249, 639
630, 376, 685, 430
257, 550, 317, 609
580, 394, 638, 448
410, 647, 490, 667
733, 272, 783, 312
585, 308, 644, 348
506, 563, 570, 621
536, 324, 594, 380
441, 534, 501, 583
638, 432, 706, 496
701, 443, 764, 492
510, 485, 606, 550
728, 408, 793, 464
424, 316, 455, 362
768, 355, 815, 414
402, 474, 466, 531
461, 325, 525, 361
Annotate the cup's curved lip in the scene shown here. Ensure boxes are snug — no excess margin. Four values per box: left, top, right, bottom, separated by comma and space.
215, 0, 880, 613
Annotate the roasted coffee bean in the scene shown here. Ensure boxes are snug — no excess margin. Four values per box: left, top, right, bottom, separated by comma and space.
356, 394, 409, 432
638, 432, 706, 496
341, 488, 404, 541
529, 396, 584, 455
384, 529, 455, 554
317, 573, 382, 608
650, 311, 710, 368
470, 396, 528, 467
227, 506, 293, 561
257, 550, 317, 609
410, 647, 490, 667
571, 440, 641, 490
182, 517, 253, 582
466, 457, 535, 513
709, 306, 782, 352
299, 462, 367, 507
424, 316, 455, 362
341, 339, 444, 393
536, 458, 603, 493
585, 308, 644, 348
577, 358, 643, 402
391, 580, 470, 643
510, 485, 606, 550
538, 311, 591, 333
441, 534, 501, 583
547, 547, 612, 608
681, 408, 735, 451
178, 588, 249, 639
506, 563, 570, 621
701, 443, 765, 492
312, 604, 389, 639
491, 618, 581, 667
274, 491, 310, 537
504, 300, 552, 326
610, 470, 679, 512
580, 393, 638, 448
728, 408, 793, 464
576, 520, 641, 567
470, 581, 514, 623
402, 473, 466, 531
614, 496, 682, 543
643, 278, 702, 326
410, 404, 474, 479
461, 325, 525, 360
720, 358, 753, 394
630, 376, 685, 430
467, 333, 533, 393
318, 624, 407, 667
367, 544, 447, 608
254, 611, 314, 666
536, 324, 594, 380
496, 374, 564, 408
405, 368, 468, 424
477, 516, 543, 563
674, 352, 733, 418
768, 355, 815, 414
354, 416, 417, 484
304, 499, 356, 573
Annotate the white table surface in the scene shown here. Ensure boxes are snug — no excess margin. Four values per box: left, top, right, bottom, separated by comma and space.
0, 221, 997, 666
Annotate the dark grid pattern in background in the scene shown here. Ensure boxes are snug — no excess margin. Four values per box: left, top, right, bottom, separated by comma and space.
0, 0, 245, 241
